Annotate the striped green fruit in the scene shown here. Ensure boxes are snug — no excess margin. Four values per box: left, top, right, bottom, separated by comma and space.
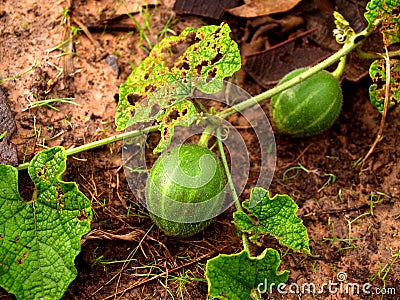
146, 144, 226, 237
271, 68, 343, 137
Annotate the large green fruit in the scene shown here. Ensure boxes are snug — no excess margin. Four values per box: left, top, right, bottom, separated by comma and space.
146, 144, 226, 237
271, 68, 343, 137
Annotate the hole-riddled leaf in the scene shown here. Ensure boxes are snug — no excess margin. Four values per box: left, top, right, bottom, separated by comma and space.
116, 23, 241, 153
365, 0, 400, 46
153, 99, 198, 153
206, 249, 289, 299
0, 146, 92, 300
369, 58, 400, 112
234, 187, 310, 254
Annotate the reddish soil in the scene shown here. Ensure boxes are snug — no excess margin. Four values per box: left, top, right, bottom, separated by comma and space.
0, 1, 399, 299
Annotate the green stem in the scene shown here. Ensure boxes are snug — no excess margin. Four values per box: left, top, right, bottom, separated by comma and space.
197, 124, 216, 148
331, 55, 347, 80
16, 124, 160, 170
216, 127, 250, 253
217, 27, 372, 120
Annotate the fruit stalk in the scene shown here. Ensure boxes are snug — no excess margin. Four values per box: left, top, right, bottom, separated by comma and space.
331, 55, 347, 80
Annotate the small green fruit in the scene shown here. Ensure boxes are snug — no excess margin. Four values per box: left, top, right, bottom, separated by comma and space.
271, 68, 343, 137
146, 144, 226, 237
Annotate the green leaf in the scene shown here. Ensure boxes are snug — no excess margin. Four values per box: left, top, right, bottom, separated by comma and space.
116, 23, 241, 152
206, 249, 289, 300
234, 188, 310, 254
365, 0, 400, 45
369, 58, 400, 112
0, 131, 7, 140
0, 146, 92, 300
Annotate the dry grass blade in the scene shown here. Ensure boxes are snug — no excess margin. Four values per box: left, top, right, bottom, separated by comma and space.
88, 226, 153, 299
103, 247, 228, 299
61, 0, 75, 78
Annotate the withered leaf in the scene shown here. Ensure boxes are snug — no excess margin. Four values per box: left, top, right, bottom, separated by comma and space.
244, 30, 330, 88
227, 0, 302, 18
113, 0, 159, 17
173, 0, 242, 20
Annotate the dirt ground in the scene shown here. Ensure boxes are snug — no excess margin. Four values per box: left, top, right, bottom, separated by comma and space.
0, 0, 399, 299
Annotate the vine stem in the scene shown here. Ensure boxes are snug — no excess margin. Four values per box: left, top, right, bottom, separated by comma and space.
16, 27, 372, 171
216, 127, 250, 254
216, 27, 372, 120
16, 125, 160, 170
197, 123, 217, 148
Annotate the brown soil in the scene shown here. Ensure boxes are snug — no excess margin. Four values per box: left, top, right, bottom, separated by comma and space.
0, 1, 399, 300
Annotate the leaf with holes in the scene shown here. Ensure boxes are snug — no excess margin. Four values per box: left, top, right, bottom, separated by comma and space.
365, 0, 400, 46
153, 99, 198, 153
116, 23, 240, 152
234, 187, 310, 254
369, 59, 400, 112
206, 248, 289, 299
0, 146, 92, 300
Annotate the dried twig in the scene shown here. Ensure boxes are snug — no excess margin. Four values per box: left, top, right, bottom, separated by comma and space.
302, 203, 370, 218
72, 16, 105, 55
281, 143, 313, 169
362, 46, 391, 163
81, 228, 145, 243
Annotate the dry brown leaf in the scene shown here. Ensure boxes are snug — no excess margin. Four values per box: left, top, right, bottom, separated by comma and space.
114, 0, 158, 16
243, 30, 330, 88
227, 0, 302, 18
173, 0, 242, 20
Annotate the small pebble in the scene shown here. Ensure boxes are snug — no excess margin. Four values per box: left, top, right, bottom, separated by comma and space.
105, 54, 119, 76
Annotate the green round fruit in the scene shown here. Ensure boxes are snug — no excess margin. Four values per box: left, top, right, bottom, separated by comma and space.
145, 144, 226, 237
271, 68, 343, 137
